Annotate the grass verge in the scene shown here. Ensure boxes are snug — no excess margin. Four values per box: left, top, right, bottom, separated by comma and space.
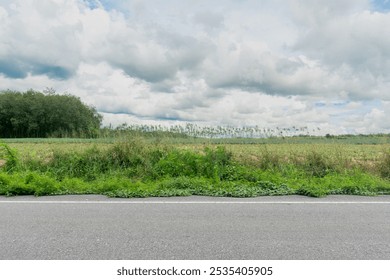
1, 139, 390, 197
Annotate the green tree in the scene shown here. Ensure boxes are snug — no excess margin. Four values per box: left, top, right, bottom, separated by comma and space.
0, 90, 102, 138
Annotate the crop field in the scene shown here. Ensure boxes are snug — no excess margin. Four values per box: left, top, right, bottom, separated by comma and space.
1, 136, 390, 198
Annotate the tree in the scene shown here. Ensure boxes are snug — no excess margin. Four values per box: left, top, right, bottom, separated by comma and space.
0, 90, 102, 138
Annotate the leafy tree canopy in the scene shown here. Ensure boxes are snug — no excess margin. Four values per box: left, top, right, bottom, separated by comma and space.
0, 89, 102, 138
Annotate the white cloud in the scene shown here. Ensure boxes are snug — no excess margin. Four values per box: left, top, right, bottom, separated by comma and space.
0, 0, 390, 135
292, 7, 390, 100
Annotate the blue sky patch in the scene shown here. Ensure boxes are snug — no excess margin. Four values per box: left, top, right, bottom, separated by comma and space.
32, 65, 72, 80
0, 60, 27, 79
371, 0, 390, 11
82, 0, 101, 10
0, 59, 71, 80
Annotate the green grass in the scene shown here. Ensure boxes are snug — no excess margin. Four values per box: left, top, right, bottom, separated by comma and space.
1, 137, 390, 198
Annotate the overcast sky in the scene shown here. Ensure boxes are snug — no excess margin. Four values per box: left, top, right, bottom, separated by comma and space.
1, 0, 390, 135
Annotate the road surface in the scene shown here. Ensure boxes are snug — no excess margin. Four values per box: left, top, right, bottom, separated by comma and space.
0, 195, 389, 259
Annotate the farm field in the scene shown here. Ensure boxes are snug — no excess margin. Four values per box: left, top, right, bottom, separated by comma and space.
1, 135, 390, 198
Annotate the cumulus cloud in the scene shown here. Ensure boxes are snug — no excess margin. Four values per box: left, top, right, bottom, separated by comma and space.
0, 0, 390, 134
294, 11, 390, 72
290, 2, 390, 101
0, 0, 83, 79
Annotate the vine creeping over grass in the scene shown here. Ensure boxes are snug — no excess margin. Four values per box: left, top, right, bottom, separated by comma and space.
1, 139, 390, 197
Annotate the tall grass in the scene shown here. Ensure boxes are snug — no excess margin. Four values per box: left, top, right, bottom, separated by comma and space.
0, 142, 18, 171
1, 139, 390, 197
378, 150, 390, 179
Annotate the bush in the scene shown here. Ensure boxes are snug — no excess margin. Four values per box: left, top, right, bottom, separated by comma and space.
258, 148, 282, 170
304, 151, 333, 177
0, 173, 11, 194
24, 172, 59, 196
0, 173, 34, 196
154, 146, 232, 181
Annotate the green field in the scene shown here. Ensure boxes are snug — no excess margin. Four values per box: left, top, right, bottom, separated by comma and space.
1, 135, 390, 198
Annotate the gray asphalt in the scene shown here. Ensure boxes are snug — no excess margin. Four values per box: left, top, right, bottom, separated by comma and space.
0, 195, 390, 260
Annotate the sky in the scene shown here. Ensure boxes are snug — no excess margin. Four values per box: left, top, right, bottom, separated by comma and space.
1, 0, 390, 135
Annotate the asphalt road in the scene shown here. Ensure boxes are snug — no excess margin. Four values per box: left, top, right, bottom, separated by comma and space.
0, 195, 390, 260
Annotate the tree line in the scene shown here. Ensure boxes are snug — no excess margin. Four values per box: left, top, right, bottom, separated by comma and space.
0, 90, 102, 138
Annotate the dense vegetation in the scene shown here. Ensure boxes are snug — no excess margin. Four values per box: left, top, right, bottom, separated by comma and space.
0, 90, 102, 138
0, 88, 389, 198
1, 138, 390, 198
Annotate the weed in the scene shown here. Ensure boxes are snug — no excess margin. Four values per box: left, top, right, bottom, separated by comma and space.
24, 172, 59, 196
0, 173, 10, 193
1, 138, 390, 198
0, 142, 19, 172
154, 146, 232, 181
203, 146, 233, 181
258, 147, 282, 170
378, 150, 390, 179
303, 150, 333, 177
296, 185, 330, 197
0, 173, 34, 196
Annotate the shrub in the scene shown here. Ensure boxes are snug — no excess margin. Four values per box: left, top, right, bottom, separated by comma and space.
304, 151, 333, 177
155, 150, 202, 177
24, 172, 59, 196
203, 146, 233, 180
0, 173, 11, 194
0, 173, 35, 196
154, 146, 233, 181
258, 148, 281, 170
